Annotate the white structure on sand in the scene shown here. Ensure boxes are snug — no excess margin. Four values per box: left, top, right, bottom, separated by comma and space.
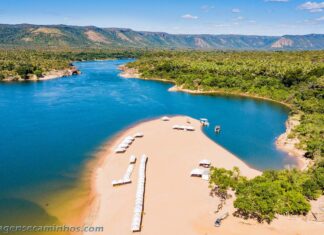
190, 167, 210, 181
112, 160, 136, 186
161, 116, 170, 121
131, 154, 148, 232
172, 125, 195, 131
134, 132, 144, 138
129, 155, 136, 164
199, 159, 211, 168
114, 136, 136, 153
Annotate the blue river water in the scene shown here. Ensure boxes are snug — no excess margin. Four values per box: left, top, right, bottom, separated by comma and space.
0, 59, 297, 227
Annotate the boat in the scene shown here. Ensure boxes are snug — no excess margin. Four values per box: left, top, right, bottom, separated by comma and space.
214, 125, 221, 133
200, 118, 209, 126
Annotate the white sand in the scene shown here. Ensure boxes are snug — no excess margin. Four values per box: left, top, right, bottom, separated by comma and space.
84, 116, 323, 235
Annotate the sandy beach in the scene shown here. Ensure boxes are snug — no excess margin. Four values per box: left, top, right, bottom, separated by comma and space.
275, 114, 310, 170
118, 65, 141, 79
83, 116, 323, 235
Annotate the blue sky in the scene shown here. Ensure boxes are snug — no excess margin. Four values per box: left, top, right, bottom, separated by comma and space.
0, 0, 324, 35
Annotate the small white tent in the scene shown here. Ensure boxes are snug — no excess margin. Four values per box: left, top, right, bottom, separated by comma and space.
134, 132, 144, 138
161, 116, 170, 121
190, 168, 204, 177
199, 159, 211, 168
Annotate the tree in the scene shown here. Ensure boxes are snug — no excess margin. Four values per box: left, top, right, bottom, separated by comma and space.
16, 64, 34, 79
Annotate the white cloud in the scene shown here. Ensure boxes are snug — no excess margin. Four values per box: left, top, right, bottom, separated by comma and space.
231, 8, 241, 13
299, 1, 324, 13
181, 14, 199, 20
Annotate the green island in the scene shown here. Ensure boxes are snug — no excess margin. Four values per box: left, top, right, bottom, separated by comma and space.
1, 49, 323, 223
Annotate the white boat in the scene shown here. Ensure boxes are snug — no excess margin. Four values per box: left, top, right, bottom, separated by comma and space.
215, 125, 221, 133
200, 118, 209, 126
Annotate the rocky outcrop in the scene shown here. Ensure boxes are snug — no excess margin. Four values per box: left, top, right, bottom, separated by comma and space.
194, 37, 211, 48
271, 37, 294, 48
84, 30, 111, 44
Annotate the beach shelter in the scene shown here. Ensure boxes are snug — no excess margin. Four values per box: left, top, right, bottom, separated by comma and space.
115, 148, 126, 153
185, 126, 195, 131
202, 174, 210, 181
129, 155, 136, 164
172, 125, 180, 129
161, 116, 170, 121
122, 139, 133, 144
118, 143, 129, 148
199, 159, 211, 168
134, 132, 144, 138
201, 169, 210, 180
190, 168, 204, 177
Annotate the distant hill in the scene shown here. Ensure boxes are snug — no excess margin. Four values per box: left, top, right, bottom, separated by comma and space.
0, 24, 324, 50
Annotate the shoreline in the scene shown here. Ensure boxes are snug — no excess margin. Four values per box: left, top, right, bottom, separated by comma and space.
275, 114, 310, 170
118, 65, 307, 170
83, 116, 261, 235
1, 67, 80, 82
39, 68, 81, 81
118, 65, 292, 108
83, 116, 323, 235
83, 118, 154, 227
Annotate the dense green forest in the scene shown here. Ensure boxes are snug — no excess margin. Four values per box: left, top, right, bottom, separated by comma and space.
128, 51, 324, 161
0, 49, 142, 80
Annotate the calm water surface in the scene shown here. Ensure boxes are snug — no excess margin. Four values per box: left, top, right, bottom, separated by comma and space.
0, 59, 296, 227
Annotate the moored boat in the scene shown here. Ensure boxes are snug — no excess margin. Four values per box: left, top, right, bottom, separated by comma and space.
215, 125, 221, 133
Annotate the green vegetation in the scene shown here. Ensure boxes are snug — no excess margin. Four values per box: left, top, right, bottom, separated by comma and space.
210, 164, 324, 223
128, 50, 324, 161
0, 49, 142, 80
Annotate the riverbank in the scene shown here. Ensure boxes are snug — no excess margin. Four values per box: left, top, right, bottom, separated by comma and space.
276, 114, 310, 170
118, 65, 141, 78
1, 67, 80, 82
84, 116, 323, 235
118, 65, 171, 83
39, 68, 81, 81
118, 65, 308, 169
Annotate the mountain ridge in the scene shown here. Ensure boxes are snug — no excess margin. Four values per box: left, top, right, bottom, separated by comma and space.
0, 24, 323, 50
